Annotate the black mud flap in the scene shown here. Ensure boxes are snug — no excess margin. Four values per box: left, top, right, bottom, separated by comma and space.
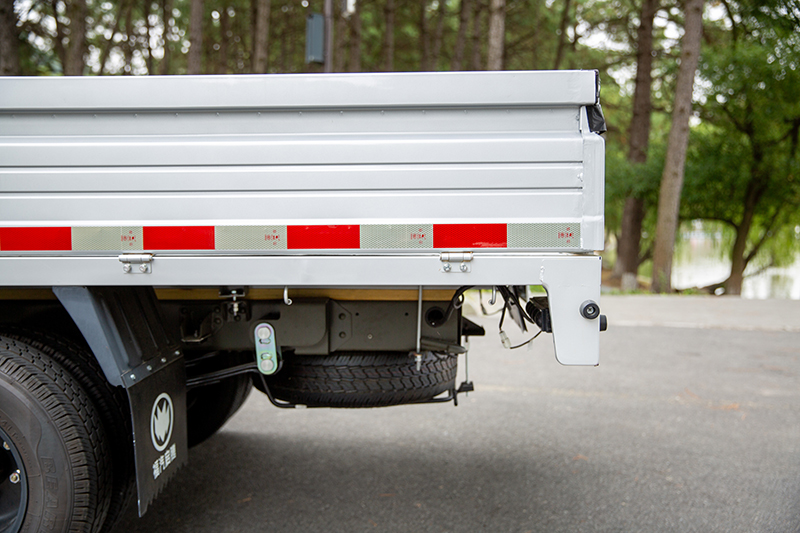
122, 353, 188, 516
53, 286, 189, 516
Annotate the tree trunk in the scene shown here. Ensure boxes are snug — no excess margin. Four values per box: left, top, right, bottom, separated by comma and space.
0, 0, 20, 75
615, 197, 646, 288
144, 0, 154, 74
530, 0, 540, 69
279, 15, 287, 73
383, 0, 395, 71
334, 6, 346, 72
64, 0, 87, 75
252, 0, 270, 73
651, 0, 704, 293
160, 0, 173, 74
629, 0, 657, 164
724, 151, 770, 295
348, 0, 361, 72
553, 0, 571, 69
52, 0, 66, 71
616, 0, 659, 282
419, 1, 430, 71
217, 5, 229, 74
432, 0, 446, 70
469, 2, 483, 70
486, 0, 505, 70
451, 0, 471, 71
187, 0, 203, 74
123, 3, 134, 74
725, 227, 749, 295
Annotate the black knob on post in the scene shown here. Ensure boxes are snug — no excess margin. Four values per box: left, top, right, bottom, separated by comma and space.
580, 300, 600, 320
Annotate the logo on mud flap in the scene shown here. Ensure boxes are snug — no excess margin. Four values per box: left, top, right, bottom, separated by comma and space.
150, 393, 173, 452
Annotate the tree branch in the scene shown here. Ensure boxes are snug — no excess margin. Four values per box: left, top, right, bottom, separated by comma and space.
743, 204, 784, 266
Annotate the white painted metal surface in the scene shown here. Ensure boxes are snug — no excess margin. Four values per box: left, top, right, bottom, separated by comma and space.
0, 71, 598, 110
0, 253, 601, 365
0, 71, 606, 364
0, 71, 604, 251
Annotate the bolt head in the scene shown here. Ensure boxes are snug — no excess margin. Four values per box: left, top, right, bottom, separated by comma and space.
161, 357, 167, 363
443, 263, 451, 272
579, 300, 601, 319
139, 264, 148, 273
460, 263, 468, 272
130, 374, 136, 380
146, 365, 153, 371
9, 471, 20, 484
260, 359, 275, 373
122, 264, 132, 273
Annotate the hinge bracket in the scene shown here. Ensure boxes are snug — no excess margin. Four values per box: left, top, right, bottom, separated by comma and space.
119, 253, 154, 274
439, 251, 473, 273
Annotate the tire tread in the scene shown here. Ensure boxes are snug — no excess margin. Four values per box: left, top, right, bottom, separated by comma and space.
0, 334, 112, 533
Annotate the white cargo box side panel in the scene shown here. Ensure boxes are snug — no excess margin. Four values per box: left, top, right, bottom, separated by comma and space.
0, 70, 605, 255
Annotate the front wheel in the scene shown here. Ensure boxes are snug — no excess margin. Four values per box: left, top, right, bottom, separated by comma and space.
0, 335, 112, 533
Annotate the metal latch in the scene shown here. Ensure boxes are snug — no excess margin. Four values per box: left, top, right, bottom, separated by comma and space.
440, 252, 473, 273
119, 253, 154, 274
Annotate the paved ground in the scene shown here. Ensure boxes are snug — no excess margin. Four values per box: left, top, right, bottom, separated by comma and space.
116, 296, 800, 532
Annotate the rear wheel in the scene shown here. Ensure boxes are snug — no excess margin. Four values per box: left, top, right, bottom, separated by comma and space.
263, 351, 458, 407
0, 330, 136, 533
0, 334, 112, 533
187, 374, 253, 447
0, 426, 26, 533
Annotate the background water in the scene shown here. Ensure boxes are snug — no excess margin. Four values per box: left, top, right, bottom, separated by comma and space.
671, 231, 800, 299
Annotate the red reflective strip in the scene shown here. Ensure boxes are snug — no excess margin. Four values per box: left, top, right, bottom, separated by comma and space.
287, 225, 360, 249
433, 224, 507, 248
0, 227, 72, 251
143, 226, 215, 250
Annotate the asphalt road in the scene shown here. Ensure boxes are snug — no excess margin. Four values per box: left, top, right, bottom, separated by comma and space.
115, 296, 800, 532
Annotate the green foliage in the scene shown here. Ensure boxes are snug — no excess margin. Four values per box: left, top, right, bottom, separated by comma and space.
682, 1, 800, 272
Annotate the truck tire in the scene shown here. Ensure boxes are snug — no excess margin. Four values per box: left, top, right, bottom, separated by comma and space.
1, 330, 135, 533
0, 335, 112, 533
187, 374, 252, 447
264, 351, 457, 407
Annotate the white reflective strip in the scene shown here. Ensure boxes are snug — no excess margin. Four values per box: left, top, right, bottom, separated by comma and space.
72, 226, 144, 251
507, 223, 579, 248
360, 224, 433, 249
63, 223, 581, 251
214, 226, 287, 250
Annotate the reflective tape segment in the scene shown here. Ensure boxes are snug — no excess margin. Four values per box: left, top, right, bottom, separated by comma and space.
360, 224, 433, 249
433, 224, 508, 248
215, 226, 287, 250
287, 225, 360, 250
0, 227, 71, 251
144, 226, 215, 250
0, 223, 582, 251
507, 223, 579, 248
72, 227, 144, 251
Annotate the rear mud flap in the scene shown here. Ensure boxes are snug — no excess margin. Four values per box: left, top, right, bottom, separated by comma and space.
54, 286, 188, 516
122, 353, 188, 516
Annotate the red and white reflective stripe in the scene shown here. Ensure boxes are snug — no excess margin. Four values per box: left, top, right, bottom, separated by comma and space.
0, 223, 580, 252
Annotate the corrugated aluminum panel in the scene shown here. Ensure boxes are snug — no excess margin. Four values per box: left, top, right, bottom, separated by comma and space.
0, 70, 604, 254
